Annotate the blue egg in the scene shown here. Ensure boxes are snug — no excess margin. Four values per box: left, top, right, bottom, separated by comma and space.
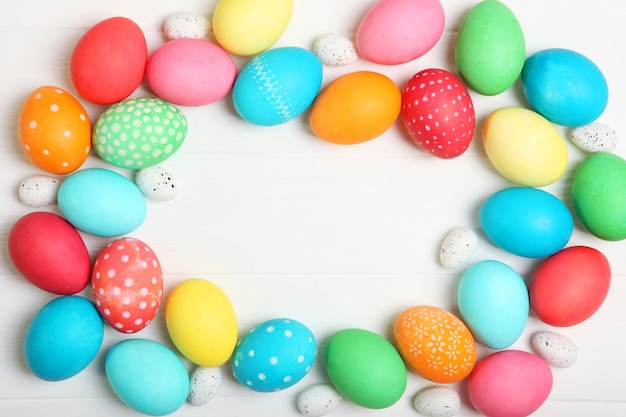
232, 318, 317, 392
106, 339, 189, 416
458, 260, 529, 349
24, 295, 104, 381
521, 48, 608, 127
233, 47, 323, 126
58, 168, 146, 237
479, 186, 573, 258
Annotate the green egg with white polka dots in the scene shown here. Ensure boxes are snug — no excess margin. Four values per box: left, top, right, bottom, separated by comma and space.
93, 97, 188, 169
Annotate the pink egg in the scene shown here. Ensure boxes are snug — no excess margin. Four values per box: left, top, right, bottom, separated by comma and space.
468, 350, 553, 417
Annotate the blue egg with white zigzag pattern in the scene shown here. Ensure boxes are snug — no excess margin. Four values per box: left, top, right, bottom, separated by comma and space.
232, 47, 322, 126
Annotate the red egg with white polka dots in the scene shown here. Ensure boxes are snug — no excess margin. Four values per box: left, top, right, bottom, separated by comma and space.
401, 68, 476, 159
92, 237, 163, 334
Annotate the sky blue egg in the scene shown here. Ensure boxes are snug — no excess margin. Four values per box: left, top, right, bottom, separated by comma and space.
232, 318, 317, 392
521, 48, 608, 127
58, 168, 146, 237
479, 186, 573, 258
105, 339, 189, 416
233, 47, 323, 126
24, 295, 104, 381
458, 260, 529, 350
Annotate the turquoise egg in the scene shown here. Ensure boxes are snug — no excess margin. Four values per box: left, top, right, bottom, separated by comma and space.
458, 260, 529, 349
58, 168, 146, 237
106, 339, 189, 416
24, 295, 104, 381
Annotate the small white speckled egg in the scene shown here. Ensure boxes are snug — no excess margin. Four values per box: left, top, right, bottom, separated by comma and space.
570, 122, 617, 153
135, 165, 178, 201
18, 175, 61, 207
414, 386, 461, 417
439, 227, 478, 268
164, 12, 211, 40
312, 34, 358, 66
188, 366, 222, 406
532, 331, 578, 368
297, 384, 343, 417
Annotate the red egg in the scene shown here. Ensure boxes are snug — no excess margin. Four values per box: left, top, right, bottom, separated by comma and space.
401, 68, 475, 158
8, 212, 91, 294
92, 237, 163, 333
529, 246, 611, 326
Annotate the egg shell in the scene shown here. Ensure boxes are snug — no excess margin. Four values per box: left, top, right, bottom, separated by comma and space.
188, 366, 223, 406
401, 68, 476, 159
70, 17, 147, 104
166, 278, 238, 367
146, 39, 236, 106
297, 384, 343, 417
532, 331, 578, 368
458, 260, 529, 350
529, 246, 611, 327
92, 237, 163, 333
312, 34, 358, 66
521, 48, 608, 127
455, 0, 525, 96
572, 152, 626, 240
325, 328, 407, 409
213, 0, 293, 56
355, 0, 444, 65
18, 175, 61, 207
92, 97, 188, 169
232, 318, 317, 392
24, 295, 104, 381
439, 227, 478, 268
483, 107, 568, 186
18, 86, 91, 175
58, 168, 147, 237
468, 350, 553, 417
479, 186, 574, 258
394, 306, 476, 383
8, 212, 91, 295
232, 46, 323, 126
309, 71, 401, 145
570, 122, 617, 153
105, 339, 190, 416
135, 165, 178, 201
413, 386, 461, 417
164, 12, 211, 40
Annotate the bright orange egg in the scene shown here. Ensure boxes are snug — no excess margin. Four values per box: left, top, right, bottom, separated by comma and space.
18, 86, 92, 174
394, 305, 476, 383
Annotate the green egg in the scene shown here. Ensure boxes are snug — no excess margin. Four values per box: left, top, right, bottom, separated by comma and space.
93, 97, 188, 169
325, 328, 407, 409
455, 0, 525, 96
572, 152, 626, 241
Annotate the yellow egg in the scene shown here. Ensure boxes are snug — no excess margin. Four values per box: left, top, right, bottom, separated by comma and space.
213, 0, 293, 56
165, 279, 237, 367
309, 71, 401, 145
482, 107, 568, 186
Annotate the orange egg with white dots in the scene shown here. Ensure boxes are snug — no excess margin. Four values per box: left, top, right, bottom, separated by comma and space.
18, 86, 91, 174
394, 305, 476, 383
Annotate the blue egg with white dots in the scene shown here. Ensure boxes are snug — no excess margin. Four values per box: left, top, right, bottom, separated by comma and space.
232, 318, 317, 392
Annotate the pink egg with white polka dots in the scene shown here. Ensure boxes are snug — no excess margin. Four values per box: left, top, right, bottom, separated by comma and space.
92, 237, 163, 333
401, 68, 476, 159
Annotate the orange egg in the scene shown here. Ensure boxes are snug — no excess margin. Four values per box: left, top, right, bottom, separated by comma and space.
309, 71, 401, 145
18, 86, 92, 174
394, 305, 476, 383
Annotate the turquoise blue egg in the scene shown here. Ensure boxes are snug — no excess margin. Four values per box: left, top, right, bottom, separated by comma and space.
521, 48, 608, 127
232, 318, 317, 392
232, 47, 323, 126
479, 186, 573, 258
458, 260, 529, 349
24, 295, 104, 381
106, 339, 189, 416
58, 168, 146, 237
